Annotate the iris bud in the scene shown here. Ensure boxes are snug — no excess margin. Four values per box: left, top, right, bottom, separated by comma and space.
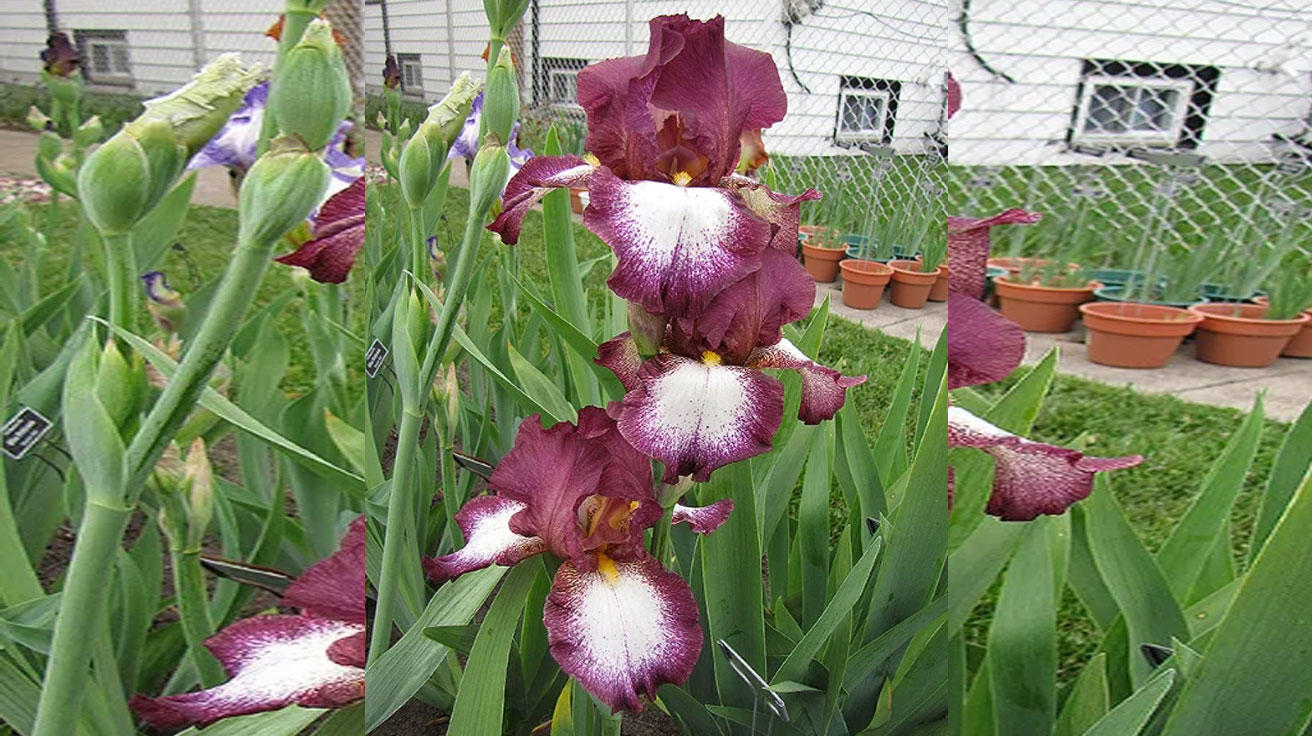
142, 271, 187, 333
79, 54, 258, 234
398, 73, 479, 208
271, 20, 351, 150
627, 302, 666, 358
237, 135, 331, 245
74, 115, 104, 148
35, 131, 78, 198
183, 438, 214, 550
482, 48, 519, 146
444, 363, 460, 430
468, 143, 511, 218
26, 106, 52, 132
95, 339, 140, 432
485, 0, 531, 39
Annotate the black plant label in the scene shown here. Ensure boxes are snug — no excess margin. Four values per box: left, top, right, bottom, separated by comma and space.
2, 407, 53, 460
365, 339, 389, 378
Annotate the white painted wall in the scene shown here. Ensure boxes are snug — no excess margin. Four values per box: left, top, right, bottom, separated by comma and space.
0, 0, 283, 96
365, 0, 951, 158
950, 0, 1312, 165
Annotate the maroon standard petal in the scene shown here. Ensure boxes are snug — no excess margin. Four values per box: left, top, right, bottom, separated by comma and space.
596, 332, 644, 391
947, 292, 1026, 390
676, 248, 815, 364
579, 15, 787, 184
487, 154, 595, 244
423, 495, 547, 583
544, 554, 702, 713
723, 174, 822, 253
275, 176, 366, 284
947, 208, 1040, 298
491, 408, 653, 563
646, 16, 787, 182
748, 339, 867, 424
585, 167, 772, 318
948, 407, 1143, 521
614, 354, 783, 483
282, 516, 366, 624
130, 615, 364, 729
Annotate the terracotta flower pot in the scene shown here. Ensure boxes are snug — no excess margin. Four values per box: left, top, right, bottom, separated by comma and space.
1256, 297, 1312, 358
994, 277, 1099, 333
928, 264, 950, 301
1187, 303, 1311, 367
799, 225, 840, 249
802, 242, 845, 283
569, 187, 586, 214
887, 259, 940, 309
1078, 302, 1204, 369
986, 256, 1052, 277
839, 260, 894, 309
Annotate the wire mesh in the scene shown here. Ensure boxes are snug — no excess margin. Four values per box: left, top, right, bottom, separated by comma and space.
948, 0, 1312, 265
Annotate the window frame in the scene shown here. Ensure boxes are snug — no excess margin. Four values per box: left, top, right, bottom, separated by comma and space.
833, 76, 900, 146
1073, 74, 1193, 147
76, 30, 133, 87
539, 57, 588, 110
396, 53, 423, 97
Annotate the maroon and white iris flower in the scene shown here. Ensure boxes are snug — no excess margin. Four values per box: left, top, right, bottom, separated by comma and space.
275, 175, 366, 283
130, 518, 365, 728
424, 408, 733, 712
947, 209, 1141, 521
487, 14, 819, 320
597, 248, 866, 482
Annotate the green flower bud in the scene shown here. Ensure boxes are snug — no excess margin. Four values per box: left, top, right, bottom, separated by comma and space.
381, 129, 399, 179
26, 105, 52, 132
398, 73, 479, 208
392, 287, 432, 407
78, 119, 184, 234
130, 53, 261, 159
483, 48, 519, 146
183, 438, 214, 550
468, 143, 511, 217
237, 136, 331, 245
444, 363, 460, 430
74, 115, 104, 148
627, 301, 666, 358
80, 55, 258, 234
271, 20, 351, 150
94, 339, 140, 432
41, 68, 83, 115
35, 131, 78, 198
485, 0, 531, 40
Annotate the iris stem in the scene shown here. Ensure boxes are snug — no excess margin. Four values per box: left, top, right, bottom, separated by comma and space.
103, 231, 137, 335
31, 502, 131, 736
408, 204, 426, 286
36, 228, 284, 734
171, 539, 225, 686
368, 407, 423, 665
435, 412, 463, 548
651, 505, 675, 566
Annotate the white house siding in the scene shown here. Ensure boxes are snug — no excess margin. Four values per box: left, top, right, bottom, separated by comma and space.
367, 0, 951, 158
0, 0, 284, 96
950, 0, 1312, 165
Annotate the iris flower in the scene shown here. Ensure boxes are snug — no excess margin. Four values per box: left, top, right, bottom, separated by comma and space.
488, 14, 819, 320
189, 81, 363, 201
41, 32, 80, 77
382, 54, 401, 90
947, 209, 1141, 520
597, 248, 866, 482
130, 518, 365, 728
425, 408, 733, 712
446, 92, 534, 181
275, 175, 366, 283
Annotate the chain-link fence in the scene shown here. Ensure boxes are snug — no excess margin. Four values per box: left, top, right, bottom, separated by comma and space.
948, 0, 1312, 273
0, 0, 364, 130
365, 0, 952, 255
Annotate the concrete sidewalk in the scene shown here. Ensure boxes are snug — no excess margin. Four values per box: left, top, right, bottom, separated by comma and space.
1, 128, 240, 209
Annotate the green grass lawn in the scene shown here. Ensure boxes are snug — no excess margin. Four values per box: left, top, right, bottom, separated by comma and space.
968, 367, 1290, 682
10, 167, 1294, 687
